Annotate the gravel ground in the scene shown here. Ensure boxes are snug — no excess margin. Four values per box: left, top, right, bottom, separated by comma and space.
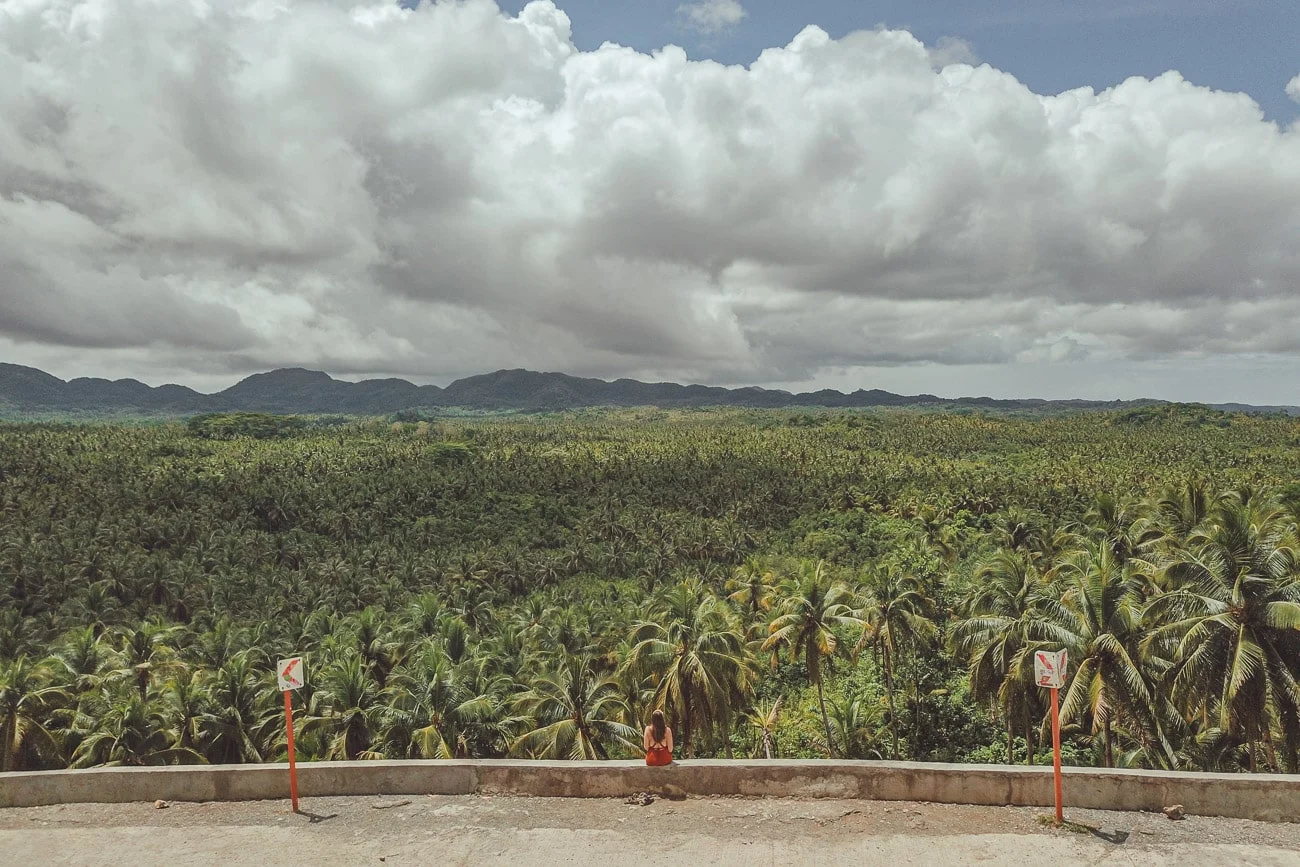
2, 794, 1299, 866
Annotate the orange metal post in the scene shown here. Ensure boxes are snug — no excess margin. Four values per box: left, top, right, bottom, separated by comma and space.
285, 689, 299, 813
1051, 686, 1063, 825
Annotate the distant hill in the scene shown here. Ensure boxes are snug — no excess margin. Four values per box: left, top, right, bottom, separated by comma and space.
1, 362, 1295, 416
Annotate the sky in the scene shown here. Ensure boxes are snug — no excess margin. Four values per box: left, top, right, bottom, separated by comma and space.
1, 0, 1299, 403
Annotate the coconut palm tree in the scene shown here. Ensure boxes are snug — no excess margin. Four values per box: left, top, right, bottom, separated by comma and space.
302, 652, 380, 760
745, 697, 782, 758
627, 578, 752, 757
726, 557, 777, 619
52, 626, 112, 696
990, 507, 1051, 563
199, 652, 273, 763
1150, 479, 1220, 545
1047, 541, 1163, 768
763, 561, 862, 758
0, 656, 64, 771
1079, 493, 1161, 564
71, 692, 205, 767
826, 694, 884, 759
115, 620, 182, 701
857, 565, 935, 759
375, 642, 510, 759
162, 669, 207, 754
951, 551, 1049, 763
1145, 493, 1300, 771
510, 654, 638, 760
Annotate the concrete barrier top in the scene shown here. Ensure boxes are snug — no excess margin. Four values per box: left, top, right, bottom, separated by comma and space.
2, 759, 1297, 823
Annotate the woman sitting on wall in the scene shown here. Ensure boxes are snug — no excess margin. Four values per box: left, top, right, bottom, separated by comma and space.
644, 709, 673, 766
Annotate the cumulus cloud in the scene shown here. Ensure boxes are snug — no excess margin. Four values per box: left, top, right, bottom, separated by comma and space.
1, 0, 1299, 393
1288, 74, 1300, 103
678, 0, 747, 35
926, 35, 978, 68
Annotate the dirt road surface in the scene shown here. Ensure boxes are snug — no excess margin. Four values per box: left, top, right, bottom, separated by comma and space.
2, 794, 1298, 866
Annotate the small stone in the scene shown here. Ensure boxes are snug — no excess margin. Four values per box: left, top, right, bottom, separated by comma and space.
1163, 805, 1186, 821
153, 800, 169, 810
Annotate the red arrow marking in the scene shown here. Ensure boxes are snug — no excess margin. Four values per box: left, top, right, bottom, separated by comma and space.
281, 659, 301, 681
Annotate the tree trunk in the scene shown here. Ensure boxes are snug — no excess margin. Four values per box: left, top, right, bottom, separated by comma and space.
883, 645, 898, 759
1025, 716, 1034, 766
1261, 728, 1279, 773
1, 717, 13, 772
681, 692, 693, 759
1006, 700, 1014, 765
816, 677, 834, 758
913, 679, 923, 755
1247, 738, 1257, 773
811, 644, 836, 758
1103, 717, 1113, 768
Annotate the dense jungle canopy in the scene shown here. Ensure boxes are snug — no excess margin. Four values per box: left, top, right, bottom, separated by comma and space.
3, 405, 1300, 772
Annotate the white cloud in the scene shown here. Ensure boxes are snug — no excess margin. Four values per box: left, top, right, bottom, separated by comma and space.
678, 0, 747, 35
1288, 74, 1300, 103
2, 0, 1300, 396
926, 35, 978, 68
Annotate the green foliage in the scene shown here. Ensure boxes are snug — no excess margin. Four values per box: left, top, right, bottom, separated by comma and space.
2, 409, 1300, 771
187, 412, 307, 440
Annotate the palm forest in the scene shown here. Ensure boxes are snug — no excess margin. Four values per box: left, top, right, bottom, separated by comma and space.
3, 405, 1300, 775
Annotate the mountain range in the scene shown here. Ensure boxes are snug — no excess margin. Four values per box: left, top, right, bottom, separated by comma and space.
1, 363, 1296, 416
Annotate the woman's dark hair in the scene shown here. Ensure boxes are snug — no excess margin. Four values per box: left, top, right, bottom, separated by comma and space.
650, 709, 666, 743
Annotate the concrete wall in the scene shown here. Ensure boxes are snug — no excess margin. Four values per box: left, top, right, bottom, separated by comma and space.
3, 760, 1298, 822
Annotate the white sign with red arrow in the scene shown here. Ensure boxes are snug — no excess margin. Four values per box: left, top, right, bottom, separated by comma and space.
277, 656, 306, 691
1034, 649, 1067, 689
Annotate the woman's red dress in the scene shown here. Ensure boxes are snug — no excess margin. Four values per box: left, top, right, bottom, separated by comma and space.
646, 743, 672, 766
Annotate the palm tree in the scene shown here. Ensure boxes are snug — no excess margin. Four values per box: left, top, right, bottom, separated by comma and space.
510, 654, 638, 760
302, 652, 380, 760
353, 606, 402, 688
375, 642, 509, 759
1150, 479, 1220, 544
763, 561, 862, 758
0, 656, 64, 771
745, 697, 782, 758
726, 557, 777, 619
951, 551, 1048, 763
1079, 493, 1160, 564
404, 594, 448, 639
857, 565, 935, 759
1047, 541, 1162, 768
1145, 494, 1300, 771
627, 578, 752, 757
199, 652, 272, 763
162, 669, 207, 754
72, 692, 205, 767
115, 621, 181, 701
990, 507, 1051, 563
826, 694, 884, 759
53, 626, 112, 696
